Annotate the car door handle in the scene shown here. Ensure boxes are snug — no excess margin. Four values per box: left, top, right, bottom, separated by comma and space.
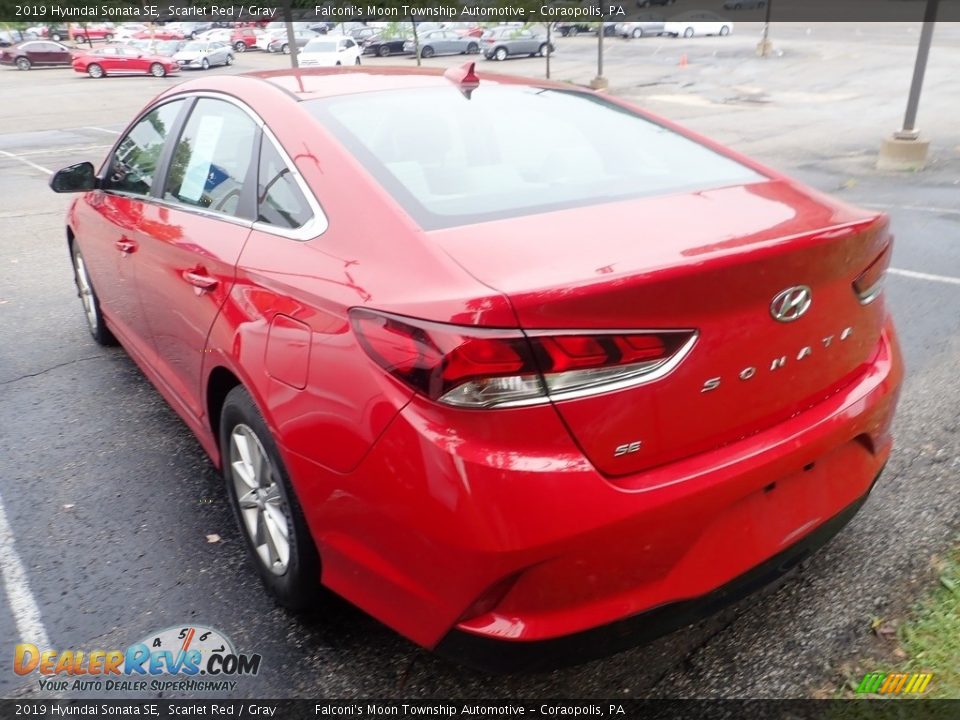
181, 270, 219, 291
114, 239, 137, 254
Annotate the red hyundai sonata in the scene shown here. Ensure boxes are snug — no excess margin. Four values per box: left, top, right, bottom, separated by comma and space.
51, 66, 902, 671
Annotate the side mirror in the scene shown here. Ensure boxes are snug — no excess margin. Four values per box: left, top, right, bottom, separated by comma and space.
50, 162, 97, 193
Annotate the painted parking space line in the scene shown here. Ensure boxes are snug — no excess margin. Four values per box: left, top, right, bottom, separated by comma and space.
0, 150, 52, 175
888, 268, 960, 287
83, 126, 120, 135
0, 490, 50, 648
865, 203, 960, 217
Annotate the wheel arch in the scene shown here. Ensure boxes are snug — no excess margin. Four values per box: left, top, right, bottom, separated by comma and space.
206, 364, 244, 463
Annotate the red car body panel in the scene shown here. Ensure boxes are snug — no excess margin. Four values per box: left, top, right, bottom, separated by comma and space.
64, 69, 904, 665
132, 29, 184, 41
71, 47, 180, 76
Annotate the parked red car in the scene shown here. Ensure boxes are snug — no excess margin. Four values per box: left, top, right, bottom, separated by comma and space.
69, 24, 114, 43
71, 45, 180, 77
0, 40, 73, 70
229, 27, 259, 52
132, 28, 184, 41
50, 67, 902, 671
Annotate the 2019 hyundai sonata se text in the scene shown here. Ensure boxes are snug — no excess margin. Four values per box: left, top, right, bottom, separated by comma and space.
51, 66, 903, 671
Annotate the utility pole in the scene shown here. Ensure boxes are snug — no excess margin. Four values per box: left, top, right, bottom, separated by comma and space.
590, 11, 607, 89
877, 0, 939, 169
757, 0, 773, 57
283, 0, 298, 68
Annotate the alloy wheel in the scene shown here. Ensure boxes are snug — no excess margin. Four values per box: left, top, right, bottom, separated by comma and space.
229, 424, 292, 576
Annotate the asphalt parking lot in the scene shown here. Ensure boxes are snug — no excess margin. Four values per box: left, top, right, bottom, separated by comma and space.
1, 22, 959, 699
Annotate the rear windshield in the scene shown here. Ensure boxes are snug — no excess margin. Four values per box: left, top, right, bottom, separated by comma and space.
304, 40, 336, 52
305, 85, 763, 229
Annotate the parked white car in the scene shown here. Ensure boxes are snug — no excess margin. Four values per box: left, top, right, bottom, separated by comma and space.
298, 37, 361, 66
664, 12, 733, 37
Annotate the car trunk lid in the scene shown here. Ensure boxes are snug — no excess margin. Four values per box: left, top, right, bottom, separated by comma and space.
429, 180, 891, 476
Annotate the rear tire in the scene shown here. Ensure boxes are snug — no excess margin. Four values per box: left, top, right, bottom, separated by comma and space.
354, 56, 361, 65
201, 57, 209, 69
282, 43, 289, 54
719, 25, 730, 36
87, 63, 104, 78
74, 34, 86, 43
104, 33, 113, 41
225, 53, 233, 65
467, 42, 479, 54
51, 32, 62, 41
71, 242, 116, 346
421, 45, 435, 59
684, 27, 694, 37
377, 44, 390, 57
220, 386, 319, 611
234, 41, 246, 52
538, 42, 549, 56
15, 56, 31, 70
632, 27, 644, 38
494, 46, 508, 61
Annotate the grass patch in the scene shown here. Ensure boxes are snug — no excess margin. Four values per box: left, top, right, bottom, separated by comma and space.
895, 545, 960, 698
832, 543, 960, 699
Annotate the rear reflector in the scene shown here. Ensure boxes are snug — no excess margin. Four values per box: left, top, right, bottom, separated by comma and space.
853, 243, 892, 304
350, 309, 696, 409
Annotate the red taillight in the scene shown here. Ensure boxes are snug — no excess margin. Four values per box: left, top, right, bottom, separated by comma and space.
853, 243, 892, 304
350, 309, 696, 409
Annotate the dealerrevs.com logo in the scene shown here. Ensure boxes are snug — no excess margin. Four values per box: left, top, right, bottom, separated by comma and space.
14, 625, 262, 693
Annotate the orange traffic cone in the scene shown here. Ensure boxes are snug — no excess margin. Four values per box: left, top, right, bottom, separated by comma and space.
679, 53, 688, 67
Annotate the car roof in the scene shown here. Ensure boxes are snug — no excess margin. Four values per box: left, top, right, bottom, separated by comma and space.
241, 67, 563, 101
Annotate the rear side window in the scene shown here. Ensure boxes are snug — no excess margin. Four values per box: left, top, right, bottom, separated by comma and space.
163, 98, 258, 218
103, 100, 184, 197
307, 86, 763, 229
256, 137, 312, 230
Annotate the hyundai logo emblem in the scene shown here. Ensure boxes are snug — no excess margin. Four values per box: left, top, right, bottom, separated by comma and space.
770, 286, 812, 322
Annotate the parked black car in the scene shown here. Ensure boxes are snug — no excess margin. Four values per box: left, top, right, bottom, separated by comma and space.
362, 34, 411, 57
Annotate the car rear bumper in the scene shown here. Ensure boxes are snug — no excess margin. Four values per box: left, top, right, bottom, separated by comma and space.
434, 475, 878, 672
288, 320, 902, 661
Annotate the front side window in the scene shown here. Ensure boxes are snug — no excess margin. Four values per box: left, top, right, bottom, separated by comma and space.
163, 98, 258, 218
256, 137, 312, 230
103, 100, 184, 197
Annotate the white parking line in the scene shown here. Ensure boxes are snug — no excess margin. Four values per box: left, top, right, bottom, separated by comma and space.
889, 267, 960, 287
0, 150, 52, 176
865, 203, 960, 217
0, 491, 50, 648
84, 126, 120, 135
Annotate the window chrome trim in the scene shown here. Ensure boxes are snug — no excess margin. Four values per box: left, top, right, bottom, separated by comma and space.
152, 90, 328, 241
251, 125, 329, 241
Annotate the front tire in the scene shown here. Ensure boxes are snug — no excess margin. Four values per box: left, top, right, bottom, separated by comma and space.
467, 42, 479, 54
719, 25, 730, 36
71, 242, 116, 346
354, 56, 361, 65
221, 386, 319, 610
225, 53, 233, 65
377, 44, 390, 57
282, 43, 289, 54
87, 63, 104, 78
201, 57, 209, 69
15, 56, 31, 70
632, 27, 644, 38
150, 62, 165, 77
420, 45, 435, 59
684, 27, 695, 37
104, 33, 113, 41
538, 42, 549, 56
